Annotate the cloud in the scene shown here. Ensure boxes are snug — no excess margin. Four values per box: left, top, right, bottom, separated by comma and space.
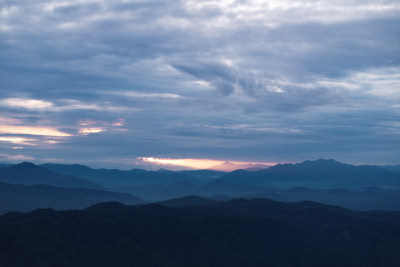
76, 118, 127, 135
78, 127, 105, 135
0, 125, 72, 137
0, 98, 134, 112
139, 157, 223, 169
58, 99, 135, 112
138, 157, 274, 170
0, 0, 399, 167
119, 92, 185, 99
341, 67, 400, 97
0, 117, 23, 124
112, 119, 125, 126
78, 118, 125, 127
0, 153, 34, 161
0, 98, 54, 110
0, 137, 38, 145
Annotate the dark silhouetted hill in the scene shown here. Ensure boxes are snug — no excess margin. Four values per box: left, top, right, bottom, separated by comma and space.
0, 199, 399, 266
250, 187, 400, 211
0, 162, 102, 189
0, 182, 144, 214
158, 195, 217, 207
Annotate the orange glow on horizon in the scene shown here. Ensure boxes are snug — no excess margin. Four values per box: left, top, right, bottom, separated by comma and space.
139, 157, 224, 169
138, 157, 275, 170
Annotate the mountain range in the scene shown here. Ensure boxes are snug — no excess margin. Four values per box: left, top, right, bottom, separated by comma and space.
0, 162, 102, 189
109, 180, 273, 202
220, 159, 400, 188
38, 159, 400, 189
0, 182, 144, 214
1, 159, 400, 266
41, 163, 204, 187
0, 159, 399, 213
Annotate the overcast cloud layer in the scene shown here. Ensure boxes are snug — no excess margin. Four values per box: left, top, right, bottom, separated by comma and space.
0, 0, 399, 168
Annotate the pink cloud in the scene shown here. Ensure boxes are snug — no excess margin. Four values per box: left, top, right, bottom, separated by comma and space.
112, 119, 125, 126
138, 157, 275, 170
0, 154, 34, 161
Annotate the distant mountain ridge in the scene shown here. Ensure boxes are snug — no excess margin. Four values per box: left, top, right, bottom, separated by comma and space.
382, 165, 400, 173
41, 163, 205, 187
0, 162, 102, 189
27, 159, 400, 190
3, 160, 400, 210
220, 159, 400, 188
110, 179, 270, 202
0, 181, 144, 214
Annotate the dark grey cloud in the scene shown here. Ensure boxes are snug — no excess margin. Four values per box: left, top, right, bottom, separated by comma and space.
0, 0, 399, 167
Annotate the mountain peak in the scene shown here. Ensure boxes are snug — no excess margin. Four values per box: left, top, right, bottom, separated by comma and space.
15, 161, 36, 167
11, 162, 41, 170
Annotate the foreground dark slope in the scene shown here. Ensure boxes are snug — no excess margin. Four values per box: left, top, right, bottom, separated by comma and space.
251, 187, 400, 211
1, 199, 399, 267
0, 182, 145, 214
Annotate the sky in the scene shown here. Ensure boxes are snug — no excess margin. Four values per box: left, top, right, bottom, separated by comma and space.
0, 0, 399, 170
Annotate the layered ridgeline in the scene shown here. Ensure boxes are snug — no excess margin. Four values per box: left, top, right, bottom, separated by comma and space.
0, 162, 102, 189
109, 180, 272, 202
0, 198, 399, 267
41, 163, 222, 187
39, 159, 400, 189
1, 160, 400, 211
0, 163, 144, 214
219, 159, 400, 188
0, 182, 144, 214
40, 159, 400, 210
